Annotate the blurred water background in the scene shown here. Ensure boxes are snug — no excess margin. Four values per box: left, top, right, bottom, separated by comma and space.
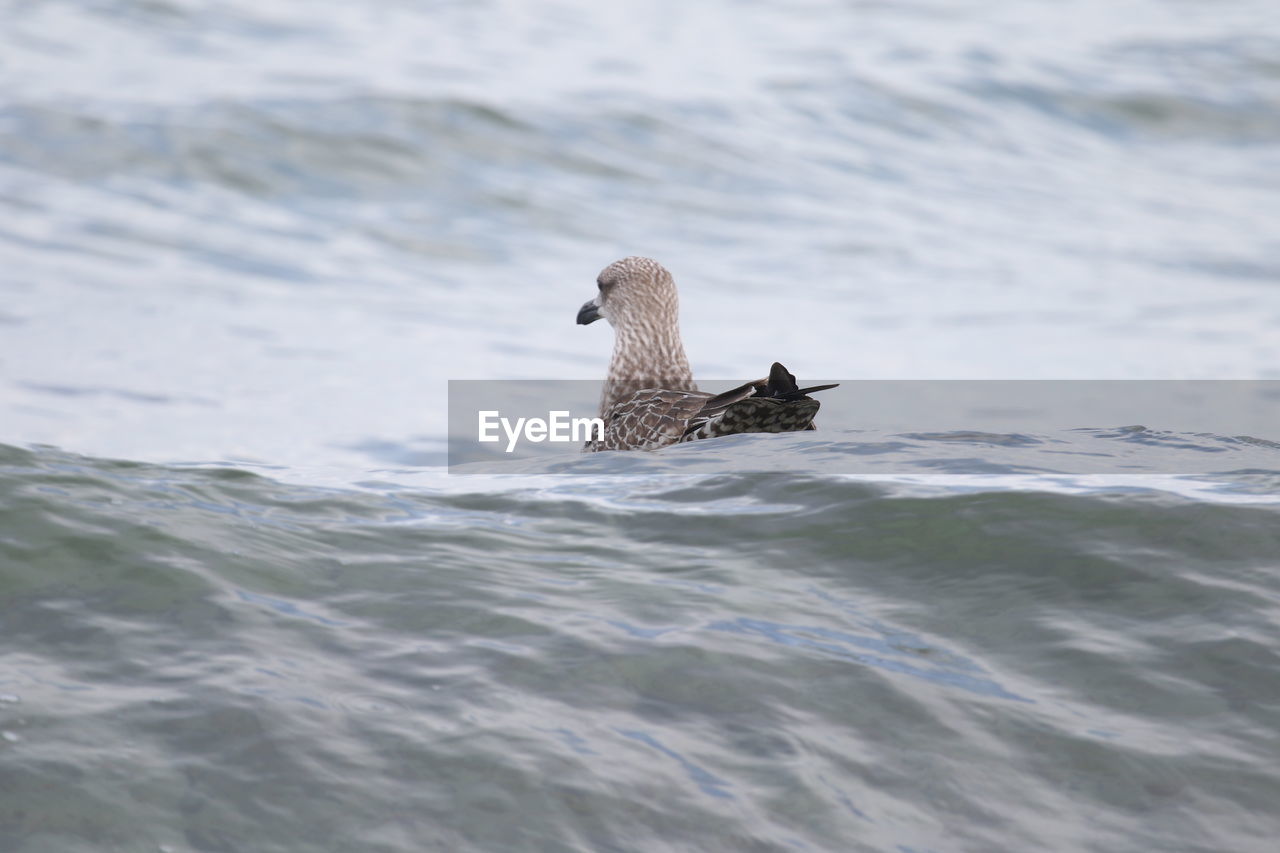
2, 1, 1280, 851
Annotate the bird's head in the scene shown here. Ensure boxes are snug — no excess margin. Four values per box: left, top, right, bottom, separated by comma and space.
576, 256, 679, 331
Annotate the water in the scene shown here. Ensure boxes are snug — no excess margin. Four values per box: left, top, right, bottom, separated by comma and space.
2, 1, 1279, 851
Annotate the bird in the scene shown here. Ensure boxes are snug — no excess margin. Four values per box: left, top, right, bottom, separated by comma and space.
575, 256, 837, 452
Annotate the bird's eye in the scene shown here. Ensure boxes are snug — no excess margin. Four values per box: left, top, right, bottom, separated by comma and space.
597, 280, 606, 290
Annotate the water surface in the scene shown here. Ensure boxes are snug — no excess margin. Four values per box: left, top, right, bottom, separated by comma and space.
2, 1, 1279, 851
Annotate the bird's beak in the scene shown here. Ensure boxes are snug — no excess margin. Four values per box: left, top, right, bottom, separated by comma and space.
576, 296, 602, 325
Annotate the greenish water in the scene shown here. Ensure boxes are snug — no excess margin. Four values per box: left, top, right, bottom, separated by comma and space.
3, 0, 1280, 850
3, 443, 1279, 852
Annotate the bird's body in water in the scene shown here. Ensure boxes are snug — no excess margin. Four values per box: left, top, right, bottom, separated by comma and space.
576, 257, 837, 452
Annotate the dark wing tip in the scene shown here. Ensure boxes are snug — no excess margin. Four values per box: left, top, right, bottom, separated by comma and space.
757, 363, 835, 401
796, 383, 839, 395
767, 362, 797, 393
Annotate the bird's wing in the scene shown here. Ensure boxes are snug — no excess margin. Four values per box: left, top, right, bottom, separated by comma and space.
681, 362, 838, 442
589, 364, 839, 451
592, 389, 715, 451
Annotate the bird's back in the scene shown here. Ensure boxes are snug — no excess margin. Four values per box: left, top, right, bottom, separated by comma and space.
587, 363, 835, 452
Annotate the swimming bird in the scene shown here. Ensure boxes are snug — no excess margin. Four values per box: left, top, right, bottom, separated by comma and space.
576, 256, 837, 451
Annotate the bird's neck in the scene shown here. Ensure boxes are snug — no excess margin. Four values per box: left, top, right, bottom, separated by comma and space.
601, 320, 696, 414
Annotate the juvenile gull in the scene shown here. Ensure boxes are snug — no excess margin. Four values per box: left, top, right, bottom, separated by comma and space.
576, 257, 837, 452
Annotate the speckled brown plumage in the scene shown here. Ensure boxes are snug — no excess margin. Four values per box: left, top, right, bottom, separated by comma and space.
576, 257, 837, 452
